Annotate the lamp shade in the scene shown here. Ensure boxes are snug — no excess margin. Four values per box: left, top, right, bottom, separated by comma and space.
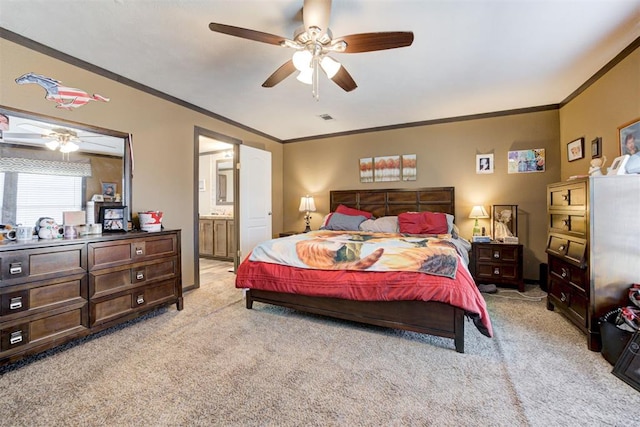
298, 195, 316, 213
469, 205, 489, 219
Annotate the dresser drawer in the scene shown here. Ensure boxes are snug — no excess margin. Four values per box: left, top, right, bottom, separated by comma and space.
0, 244, 85, 285
548, 276, 588, 328
548, 256, 588, 293
476, 244, 519, 263
548, 181, 587, 210
549, 211, 587, 237
89, 257, 178, 298
475, 264, 519, 281
546, 233, 587, 267
88, 234, 178, 271
1, 305, 88, 353
90, 278, 179, 326
1, 273, 87, 319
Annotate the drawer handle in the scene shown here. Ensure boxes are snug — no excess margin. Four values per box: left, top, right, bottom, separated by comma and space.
562, 194, 569, 201
9, 263, 22, 275
561, 268, 568, 278
560, 292, 567, 302
558, 245, 565, 252
135, 248, 144, 255
136, 272, 144, 280
493, 267, 500, 275
136, 295, 145, 305
562, 218, 570, 227
9, 296, 23, 310
493, 251, 500, 259
10, 331, 23, 345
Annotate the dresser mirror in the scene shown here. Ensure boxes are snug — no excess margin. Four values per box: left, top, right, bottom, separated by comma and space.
0, 106, 132, 227
216, 159, 234, 205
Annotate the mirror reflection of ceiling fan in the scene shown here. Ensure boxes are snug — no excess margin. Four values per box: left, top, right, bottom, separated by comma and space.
209, 0, 414, 99
1, 119, 122, 156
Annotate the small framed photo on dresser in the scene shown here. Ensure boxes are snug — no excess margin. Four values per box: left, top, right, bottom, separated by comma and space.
99, 206, 127, 232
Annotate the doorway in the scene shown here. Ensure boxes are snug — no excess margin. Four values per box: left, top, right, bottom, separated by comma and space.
193, 127, 240, 289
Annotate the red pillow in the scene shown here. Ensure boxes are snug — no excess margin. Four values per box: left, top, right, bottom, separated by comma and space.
398, 212, 448, 234
335, 204, 373, 219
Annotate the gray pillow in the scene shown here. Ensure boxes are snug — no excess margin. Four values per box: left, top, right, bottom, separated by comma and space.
322, 212, 367, 231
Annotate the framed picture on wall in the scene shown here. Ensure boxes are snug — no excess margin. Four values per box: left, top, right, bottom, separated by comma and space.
373, 155, 400, 182
591, 137, 602, 159
359, 158, 373, 183
401, 154, 417, 181
567, 138, 585, 162
476, 154, 494, 174
619, 117, 640, 156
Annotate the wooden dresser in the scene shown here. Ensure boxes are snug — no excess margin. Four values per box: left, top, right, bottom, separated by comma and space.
0, 230, 182, 366
546, 177, 640, 351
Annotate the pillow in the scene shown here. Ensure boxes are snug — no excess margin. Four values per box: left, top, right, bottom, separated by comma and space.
320, 213, 334, 228
398, 211, 449, 235
335, 204, 373, 219
359, 216, 399, 233
322, 212, 368, 231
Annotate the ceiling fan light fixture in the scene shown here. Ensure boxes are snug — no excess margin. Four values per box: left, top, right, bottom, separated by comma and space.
59, 141, 79, 153
292, 50, 313, 71
320, 56, 341, 78
296, 68, 313, 85
45, 140, 60, 151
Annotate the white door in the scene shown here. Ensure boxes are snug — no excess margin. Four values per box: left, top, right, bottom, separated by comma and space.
239, 144, 272, 265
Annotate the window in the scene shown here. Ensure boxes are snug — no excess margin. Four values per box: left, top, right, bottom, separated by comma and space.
3, 173, 83, 226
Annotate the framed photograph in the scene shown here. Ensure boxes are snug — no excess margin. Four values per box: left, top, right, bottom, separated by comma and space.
619, 117, 640, 156
613, 330, 640, 392
591, 137, 602, 158
567, 138, 585, 162
507, 149, 545, 174
99, 206, 127, 232
359, 158, 373, 183
492, 205, 518, 241
101, 182, 117, 199
608, 155, 629, 175
373, 155, 400, 182
476, 154, 494, 174
401, 154, 417, 181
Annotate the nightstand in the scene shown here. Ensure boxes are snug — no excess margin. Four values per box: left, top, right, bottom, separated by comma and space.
470, 242, 524, 292
279, 231, 300, 238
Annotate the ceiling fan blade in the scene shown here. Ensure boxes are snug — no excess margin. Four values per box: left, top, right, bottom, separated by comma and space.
262, 60, 297, 88
330, 66, 357, 92
1, 132, 45, 139
303, 0, 331, 35
337, 32, 414, 53
209, 22, 287, 46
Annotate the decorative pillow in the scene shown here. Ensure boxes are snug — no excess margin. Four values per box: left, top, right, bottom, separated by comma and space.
398, 211, 449, 234
335, 204, 373, 219
359, 216, 399, 233
322, 212, 368, 231
321, 213, 334, 228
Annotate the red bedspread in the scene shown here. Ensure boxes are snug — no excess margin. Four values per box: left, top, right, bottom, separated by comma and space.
236, 257, 493, 337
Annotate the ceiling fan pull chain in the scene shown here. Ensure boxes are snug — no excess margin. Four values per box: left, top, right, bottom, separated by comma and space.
312, 57, 320, 101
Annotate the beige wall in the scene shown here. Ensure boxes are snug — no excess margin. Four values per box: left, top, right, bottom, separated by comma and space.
283, 111, 561, 280
1, 39, 284, 288
559, 48, 640, 180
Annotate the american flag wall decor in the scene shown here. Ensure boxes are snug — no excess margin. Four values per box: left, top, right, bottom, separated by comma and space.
15, 72, 109, 110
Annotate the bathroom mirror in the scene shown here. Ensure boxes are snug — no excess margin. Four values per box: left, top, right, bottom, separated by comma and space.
216, 159, 233, 205
0, 105, 132, 227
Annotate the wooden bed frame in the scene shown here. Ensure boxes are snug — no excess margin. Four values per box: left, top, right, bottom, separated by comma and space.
245, 187, 468, 353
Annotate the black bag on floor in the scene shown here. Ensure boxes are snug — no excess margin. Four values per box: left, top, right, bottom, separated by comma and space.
599, 308, 633, 365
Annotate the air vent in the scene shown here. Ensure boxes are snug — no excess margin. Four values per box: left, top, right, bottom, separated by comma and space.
318, 114, 334, 121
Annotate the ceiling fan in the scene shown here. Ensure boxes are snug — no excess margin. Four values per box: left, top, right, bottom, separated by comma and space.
2, 122, 117, 154
209, 0, 414, 99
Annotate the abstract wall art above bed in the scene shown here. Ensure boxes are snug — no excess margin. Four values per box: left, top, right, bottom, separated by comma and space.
360, 154, 417, 183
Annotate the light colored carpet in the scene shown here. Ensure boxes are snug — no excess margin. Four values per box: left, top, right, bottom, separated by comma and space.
1, 268, 639, 426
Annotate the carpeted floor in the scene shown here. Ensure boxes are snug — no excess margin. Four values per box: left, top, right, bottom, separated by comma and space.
1, 263, 639, 426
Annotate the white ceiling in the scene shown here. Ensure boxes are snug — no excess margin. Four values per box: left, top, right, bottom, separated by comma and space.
1, 0, 639, 142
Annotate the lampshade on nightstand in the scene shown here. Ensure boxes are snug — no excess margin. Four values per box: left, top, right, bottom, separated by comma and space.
298, 195, 316, 232
469, 205, 489, 236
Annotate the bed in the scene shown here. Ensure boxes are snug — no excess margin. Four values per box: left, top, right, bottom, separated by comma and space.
235, 187, 492, 353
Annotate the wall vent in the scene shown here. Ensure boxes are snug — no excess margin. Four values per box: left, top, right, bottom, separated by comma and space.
318, 114, 334, 121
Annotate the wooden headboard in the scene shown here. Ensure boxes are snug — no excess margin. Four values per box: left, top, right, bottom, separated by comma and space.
330, 187, 455, 219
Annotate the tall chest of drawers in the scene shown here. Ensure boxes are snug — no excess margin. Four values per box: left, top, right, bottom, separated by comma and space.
0, 230, 182, 366
546, 177, 640, 351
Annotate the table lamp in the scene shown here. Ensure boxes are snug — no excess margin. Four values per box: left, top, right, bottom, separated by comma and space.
469, 205, 489, 236
298, 195, 316, 232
